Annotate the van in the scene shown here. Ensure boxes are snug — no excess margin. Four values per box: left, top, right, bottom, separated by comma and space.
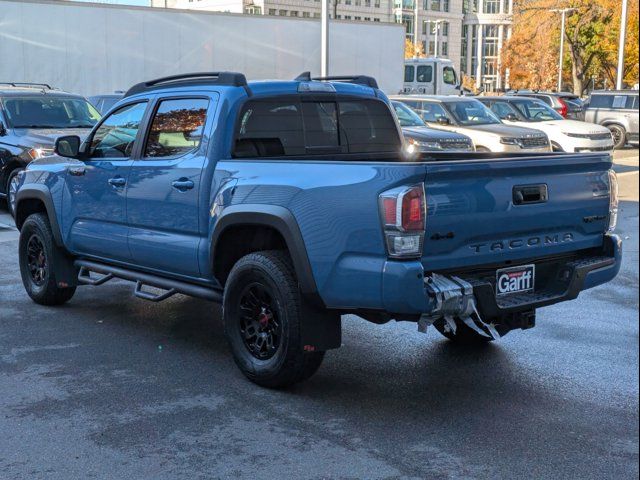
402, 58, 461, 95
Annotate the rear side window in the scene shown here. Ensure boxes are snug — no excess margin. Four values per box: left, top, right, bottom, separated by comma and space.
144, 98, 209, 158
532, 95, 552, 106
414, 102, 448, 122
404, 65, 415, 82
590, 94, 615, 108
233, 98, 400, 158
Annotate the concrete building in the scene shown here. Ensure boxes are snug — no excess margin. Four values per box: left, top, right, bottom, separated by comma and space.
152, 0, 511, 90
461, 0, 512, 90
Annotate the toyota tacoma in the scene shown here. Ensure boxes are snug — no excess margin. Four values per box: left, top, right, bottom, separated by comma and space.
14, 72, 622, 388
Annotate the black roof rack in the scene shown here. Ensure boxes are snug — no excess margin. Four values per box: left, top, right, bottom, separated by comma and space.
294, 72, 379, 89
0, 82, 52, 89
124, 72, 249, 97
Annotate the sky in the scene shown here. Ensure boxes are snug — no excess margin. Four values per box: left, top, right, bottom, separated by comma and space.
70, 0, 151, 5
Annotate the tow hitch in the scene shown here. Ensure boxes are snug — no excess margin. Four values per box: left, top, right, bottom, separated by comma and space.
418, 273, 500, 340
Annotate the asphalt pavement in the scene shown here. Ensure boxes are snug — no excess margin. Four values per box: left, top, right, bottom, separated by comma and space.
0, 151, 638, 480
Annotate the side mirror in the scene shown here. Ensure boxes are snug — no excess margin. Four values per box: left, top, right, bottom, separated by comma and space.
505, 113, 518, 121
55, 135, 82, 158
437, 117, 450, 126
0, 121, 6, 136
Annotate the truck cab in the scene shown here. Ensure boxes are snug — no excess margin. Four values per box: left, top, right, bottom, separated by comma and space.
402, 58, 461, 95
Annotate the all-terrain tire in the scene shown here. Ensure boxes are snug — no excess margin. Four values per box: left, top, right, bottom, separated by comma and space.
223, 250, 325, 388
19, 213, 76, 306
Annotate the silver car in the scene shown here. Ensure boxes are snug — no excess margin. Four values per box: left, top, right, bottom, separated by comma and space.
584, 90, 639, 149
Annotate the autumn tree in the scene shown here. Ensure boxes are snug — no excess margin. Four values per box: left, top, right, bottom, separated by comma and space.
503, 0, 639, 94
404, 38, 425, 59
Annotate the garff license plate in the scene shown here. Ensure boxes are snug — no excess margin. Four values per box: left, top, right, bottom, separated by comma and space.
495, 265, 535, 296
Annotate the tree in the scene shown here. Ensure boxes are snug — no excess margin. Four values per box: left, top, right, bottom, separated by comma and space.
503, 0, 639, 93
404, 38, 425, 59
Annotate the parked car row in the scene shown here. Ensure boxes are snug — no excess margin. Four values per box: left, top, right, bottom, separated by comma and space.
1, 80, 637, 218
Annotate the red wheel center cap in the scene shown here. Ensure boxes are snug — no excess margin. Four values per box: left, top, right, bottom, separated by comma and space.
258, 312, 270, 327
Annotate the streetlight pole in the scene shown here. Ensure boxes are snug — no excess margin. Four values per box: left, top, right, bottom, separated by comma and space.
321, 0, 329, 76
551, 8, 576, 92
424, 19, 444, 57
414, 0, 420, 56
616, 0, 628, 90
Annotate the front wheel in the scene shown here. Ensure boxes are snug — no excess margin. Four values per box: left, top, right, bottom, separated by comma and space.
19, 213, 76, 305
223, 250, 325, 388
608, 124, 627, 149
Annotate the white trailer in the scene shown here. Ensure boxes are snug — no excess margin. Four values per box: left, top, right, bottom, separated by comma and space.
0, 0, 405, 96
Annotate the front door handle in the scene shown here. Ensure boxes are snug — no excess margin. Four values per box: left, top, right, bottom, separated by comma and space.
108, 177, 126, 188
172, 179, 195, 192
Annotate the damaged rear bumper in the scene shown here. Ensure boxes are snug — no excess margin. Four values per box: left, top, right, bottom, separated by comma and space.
382, 234, 622, 318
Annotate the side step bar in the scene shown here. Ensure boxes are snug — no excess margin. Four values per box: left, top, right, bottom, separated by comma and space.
74, 260, 223, 303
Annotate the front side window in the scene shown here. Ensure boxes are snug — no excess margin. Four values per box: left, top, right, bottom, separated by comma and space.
446, 100, 501, 126
513, 99, 563, 121
443, 66, 456, 85
89, 102, 147, 158
233, 98, 400, 158
3, 96, 100, 129
416, 65, 433, 83
144, 98, 209, 158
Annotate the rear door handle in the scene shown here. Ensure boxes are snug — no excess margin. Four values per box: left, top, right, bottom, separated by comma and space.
172, 179, 195, 192
68, 167, 85, 176
108, 177, 126, 188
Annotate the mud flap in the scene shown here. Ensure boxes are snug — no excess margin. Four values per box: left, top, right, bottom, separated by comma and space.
300, 301, 342, 352
51, 248, 79, 289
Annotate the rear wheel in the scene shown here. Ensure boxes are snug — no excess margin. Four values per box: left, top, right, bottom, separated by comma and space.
19, 213, 76, 305
607, 124, 626, 149
223, 250, 325, 388
6, 168, 23, 218
476, 146, 491, 153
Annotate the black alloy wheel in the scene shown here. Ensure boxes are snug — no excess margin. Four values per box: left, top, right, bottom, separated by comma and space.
238, 282, 282, 360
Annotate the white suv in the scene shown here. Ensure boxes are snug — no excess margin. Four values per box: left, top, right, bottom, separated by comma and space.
391, 95, 551, 153
480, 96, 614, 153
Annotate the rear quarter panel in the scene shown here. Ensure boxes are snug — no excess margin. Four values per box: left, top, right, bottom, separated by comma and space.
208, 160, 427, 309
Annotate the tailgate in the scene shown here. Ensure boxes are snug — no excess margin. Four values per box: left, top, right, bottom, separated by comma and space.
422, 153, 612, 271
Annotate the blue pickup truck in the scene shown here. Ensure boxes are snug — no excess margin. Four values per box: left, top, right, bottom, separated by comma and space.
14, 72, 622, 388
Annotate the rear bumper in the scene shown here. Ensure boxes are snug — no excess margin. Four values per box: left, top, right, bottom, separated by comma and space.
382, 234, 622, 316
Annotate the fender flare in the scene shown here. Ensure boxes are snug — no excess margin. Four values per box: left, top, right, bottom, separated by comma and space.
15, 185, 64, 246
210, 204, 324, 308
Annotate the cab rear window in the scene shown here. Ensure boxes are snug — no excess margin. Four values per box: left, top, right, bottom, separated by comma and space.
233, 98, 400, 158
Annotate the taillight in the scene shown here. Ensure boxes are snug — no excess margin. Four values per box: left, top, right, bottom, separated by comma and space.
379, 185, 426, 258
608, 169, 619, 232
557, 98, 568, 118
